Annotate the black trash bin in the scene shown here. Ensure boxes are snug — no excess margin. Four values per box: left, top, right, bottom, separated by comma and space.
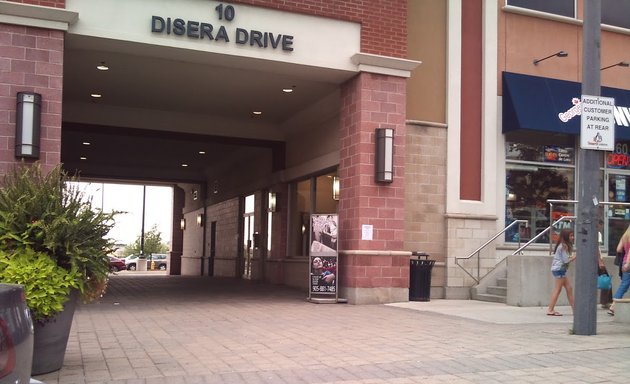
409, 252, 435, 301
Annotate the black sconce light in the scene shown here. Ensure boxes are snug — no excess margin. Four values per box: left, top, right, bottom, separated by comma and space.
15, 92, 41, 158
196, 213, 204, 227
268, 192, 277, 212
601, 61, 629, 71
180, 218, 186, 230
332, 177, 340, 200
533, 50, 568, 65
375, 128, 394, 183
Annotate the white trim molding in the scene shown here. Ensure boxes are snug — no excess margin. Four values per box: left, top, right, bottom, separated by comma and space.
0, 1, 78, 30
351, 53, 421, 78
446, 0, 499, 217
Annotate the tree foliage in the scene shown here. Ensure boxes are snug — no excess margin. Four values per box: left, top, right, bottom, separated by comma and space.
124, 224, 169, 256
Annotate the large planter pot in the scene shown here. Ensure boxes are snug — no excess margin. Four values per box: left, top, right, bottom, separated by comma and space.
31, 290, 79, 375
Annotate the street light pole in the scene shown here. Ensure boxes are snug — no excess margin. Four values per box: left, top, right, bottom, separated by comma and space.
574, 0, 601, 336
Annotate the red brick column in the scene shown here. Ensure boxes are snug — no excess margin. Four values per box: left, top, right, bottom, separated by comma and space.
338, 72, 409, 304
7, 0, 65, 7
0, 23, 64, 174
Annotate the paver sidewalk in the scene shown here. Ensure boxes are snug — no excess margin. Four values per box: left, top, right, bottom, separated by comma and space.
35, 274, 630, 384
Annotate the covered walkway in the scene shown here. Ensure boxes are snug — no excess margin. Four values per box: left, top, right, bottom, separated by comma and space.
35, 274, 630, 384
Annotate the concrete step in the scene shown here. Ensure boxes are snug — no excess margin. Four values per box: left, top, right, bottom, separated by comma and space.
475, 293, 507, 304
487, 285, 507, 296
496, 277, 507, 287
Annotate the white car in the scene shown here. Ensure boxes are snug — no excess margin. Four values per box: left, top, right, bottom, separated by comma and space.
124, 254, 168, 271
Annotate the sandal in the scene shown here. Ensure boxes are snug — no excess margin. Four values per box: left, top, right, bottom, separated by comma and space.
547, 311, 562, 316
607, 309, 615, 316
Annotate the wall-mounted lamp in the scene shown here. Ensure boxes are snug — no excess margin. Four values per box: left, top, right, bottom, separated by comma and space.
180, 218, 186, 230
533, 50, 568, 65
268, 192, 277, 212
332, 177, 340, 200
196, 213, 204, 227
15, 92, 42, 158
601, 61, 629, 71
375, 128, 394, 183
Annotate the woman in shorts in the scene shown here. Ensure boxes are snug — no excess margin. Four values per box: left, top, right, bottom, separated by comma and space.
547, 228, 576, 316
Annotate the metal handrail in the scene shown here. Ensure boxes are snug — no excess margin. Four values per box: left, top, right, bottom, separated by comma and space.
455, 219, 528, 283
511, 215, 576, 256
547, 199, 578, 253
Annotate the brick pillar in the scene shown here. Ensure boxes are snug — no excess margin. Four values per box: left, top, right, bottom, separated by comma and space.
169, 186, 185, 275
0, 23, 64, 174
338, 72, 409, 304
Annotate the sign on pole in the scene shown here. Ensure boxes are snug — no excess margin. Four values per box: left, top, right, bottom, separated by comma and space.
580, 95, 615, 150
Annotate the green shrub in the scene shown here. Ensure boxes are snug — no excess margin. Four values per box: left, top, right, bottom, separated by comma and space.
0, 163, 117, 309
0, 248, 81, 322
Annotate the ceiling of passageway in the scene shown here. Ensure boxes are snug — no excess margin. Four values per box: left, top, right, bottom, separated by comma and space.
61, 36, 352, 183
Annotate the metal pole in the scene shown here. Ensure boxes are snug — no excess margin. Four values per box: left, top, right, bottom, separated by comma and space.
141, 185, 146, 257
549, 202, 554, 254
574, 0, 601, 336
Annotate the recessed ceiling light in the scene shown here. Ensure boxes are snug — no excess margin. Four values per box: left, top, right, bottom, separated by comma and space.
90, 93, 102, 98
252, 111, 262, 115
96, 62, 109, 71
82, 142, 91, 146
282, 86, 295, 93
80, 156, 87, 160
181, 163, 188, 167
198, 151, 206, 155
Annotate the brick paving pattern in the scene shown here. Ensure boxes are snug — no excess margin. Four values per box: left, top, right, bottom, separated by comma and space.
35, 273, 630, 384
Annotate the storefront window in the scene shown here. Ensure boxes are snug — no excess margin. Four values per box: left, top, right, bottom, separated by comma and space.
505, 132, 576, 243
506, 0, 575, 18
288, 171, 339, 257
604, 140, 630, 253
602, 0, 630, 30
605, 141, 630, 170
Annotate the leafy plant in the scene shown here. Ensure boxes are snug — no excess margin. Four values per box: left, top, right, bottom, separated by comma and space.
0, 248, 81, 322
0, 163, 117, 309
124, 224, 169, 256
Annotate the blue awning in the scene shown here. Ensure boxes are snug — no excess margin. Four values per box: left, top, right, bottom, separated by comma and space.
502, 72, 630, 140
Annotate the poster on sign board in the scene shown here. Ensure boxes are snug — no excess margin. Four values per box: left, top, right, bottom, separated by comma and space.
309, 214, 338, 297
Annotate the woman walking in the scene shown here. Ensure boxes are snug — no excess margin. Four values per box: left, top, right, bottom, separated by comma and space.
547, 228, 576, 316
609, 225, 630, 316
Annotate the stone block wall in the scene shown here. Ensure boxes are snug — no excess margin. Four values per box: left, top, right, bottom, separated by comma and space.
404, 122, 447, 291
445, 215, 498, 295
207, 198, 240, 277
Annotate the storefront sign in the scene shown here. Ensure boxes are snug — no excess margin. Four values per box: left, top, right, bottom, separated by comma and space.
607, 143, 630, 168
544, 145, 573, 163
580, 95, 615, 151
309, 214, 338, 296
151, 3, 294, 51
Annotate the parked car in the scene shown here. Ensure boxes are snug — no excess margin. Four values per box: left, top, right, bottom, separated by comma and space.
125, 254, 168, 271
148, 253, 168, 271
0, 284, 34, 383
108, 256, 126, 272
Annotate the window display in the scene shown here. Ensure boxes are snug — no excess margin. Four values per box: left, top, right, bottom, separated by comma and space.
505, 132, 575, 243
288, 172, 339, 257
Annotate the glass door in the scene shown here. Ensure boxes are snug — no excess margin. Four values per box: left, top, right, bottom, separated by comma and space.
605, 172, 630, 254
242, 194, 255, 279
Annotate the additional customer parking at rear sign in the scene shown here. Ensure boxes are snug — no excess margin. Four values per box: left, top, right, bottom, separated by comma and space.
581, 95, 616, 151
